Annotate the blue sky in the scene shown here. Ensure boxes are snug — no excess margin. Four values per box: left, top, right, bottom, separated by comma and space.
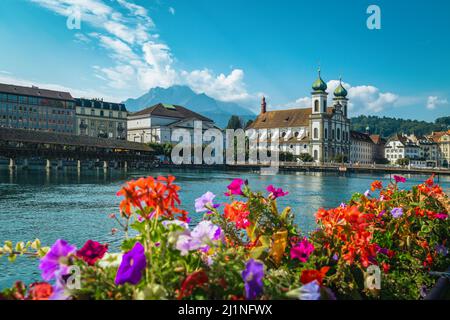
0, 0, 449, 121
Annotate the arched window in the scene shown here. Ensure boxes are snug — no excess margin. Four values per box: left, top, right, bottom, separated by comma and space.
313, 150, 318, 160
314, 100, 319, 112
313, 128, 318, 139
337, 128, 341, 140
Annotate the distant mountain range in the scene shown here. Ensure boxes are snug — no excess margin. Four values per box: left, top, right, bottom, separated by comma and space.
123, 85, 256, 128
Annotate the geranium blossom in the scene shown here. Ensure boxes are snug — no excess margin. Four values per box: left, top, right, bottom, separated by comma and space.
117, 175, 188, 221
300, 267, 330, 285
224, 201, 250, 229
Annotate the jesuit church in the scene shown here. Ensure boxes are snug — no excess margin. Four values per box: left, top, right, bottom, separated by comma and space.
247, 70, 351, 163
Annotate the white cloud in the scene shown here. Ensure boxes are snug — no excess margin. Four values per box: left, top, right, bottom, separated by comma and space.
168, 7, 175, 15
181, 69, 253, 102
284, 80, 399, 115
427, 96, 448, 110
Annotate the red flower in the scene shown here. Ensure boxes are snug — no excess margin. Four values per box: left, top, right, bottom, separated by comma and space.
371, 180, 383, 191
117, 176, 188, 221
27, 282, 53, 300
224, 201, 250, 229
381, 263, 390, 273
300, 266, 330, 285
76, 240, 108, 266
177, 270, 209, 300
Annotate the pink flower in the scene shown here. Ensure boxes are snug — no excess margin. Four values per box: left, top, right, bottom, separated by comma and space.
225, 179, 245, 196
436, 213, 448, 220
290, 238, 314, 262
394, 175, 406, 183
267, 185, 289, 199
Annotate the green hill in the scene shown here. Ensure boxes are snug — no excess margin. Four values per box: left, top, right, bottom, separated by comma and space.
351, 115, 450, 138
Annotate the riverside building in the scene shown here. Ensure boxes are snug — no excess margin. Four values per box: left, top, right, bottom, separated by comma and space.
75, 98, 127, 139
247, 70, 351, 163
0, 83, 76, 134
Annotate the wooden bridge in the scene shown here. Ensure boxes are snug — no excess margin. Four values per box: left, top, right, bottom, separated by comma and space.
0, 127, 154, 169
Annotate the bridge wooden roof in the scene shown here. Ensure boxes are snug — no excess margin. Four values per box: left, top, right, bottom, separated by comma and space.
0, 127, 152, 152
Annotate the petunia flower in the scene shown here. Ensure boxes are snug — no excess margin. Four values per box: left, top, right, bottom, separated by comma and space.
391, 207, 403, 218
435, 213, 448, 220
76, 240, 108, 266
225, 179, 244, 196
39, 239, 76, 282
175, 221, 222, 255
266, 185, 289, 199
115, 242, 146, 285
195, 192, 219, 213
290, 238, 314, 262
435, 244, 448, 256
241, 259, 264, 300
393, 175, 406, 183
299, 280, 321, 300
364, 190, 371, 197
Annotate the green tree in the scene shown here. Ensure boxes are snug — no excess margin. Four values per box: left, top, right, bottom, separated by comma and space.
397, 158, 410, 166
226, 115, 243, 130
298, 153, 314, 162
245, 119, 254, 128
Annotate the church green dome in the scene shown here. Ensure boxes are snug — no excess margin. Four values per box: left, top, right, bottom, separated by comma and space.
334, 80, 348, 98
312, 69, 327, 92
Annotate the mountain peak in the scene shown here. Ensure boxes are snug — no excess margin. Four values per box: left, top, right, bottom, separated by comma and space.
123, 85, 256, 128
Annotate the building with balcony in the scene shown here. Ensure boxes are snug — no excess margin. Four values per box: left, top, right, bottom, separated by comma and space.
75, 98, 127, 139
0, 83, 76, 134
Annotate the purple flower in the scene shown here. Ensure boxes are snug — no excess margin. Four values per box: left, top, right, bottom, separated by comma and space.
364, 190, 371, 197
339, 203, 347, 208
299, 280, 321, 300
39, 239, 76, 282
332, 253, 339, 261
195, 192, 219, 213
225, 179, 244, 196
435, 244, 448, 256
241, 259, 264, 300
175, 221, 222, 255
391, 207, 403, 218
394, 175, 406, 183
378, 210, 386, 218
50, 271, 70, 300
266, 185, 289, 199
290, 238, 314, 262
115, 242, 146, 285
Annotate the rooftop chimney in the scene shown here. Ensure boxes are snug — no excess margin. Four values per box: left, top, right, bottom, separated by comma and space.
261, 96, 267, 114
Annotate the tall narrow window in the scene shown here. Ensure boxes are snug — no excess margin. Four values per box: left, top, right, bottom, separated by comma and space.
324, 128, 328, 139
314, 150, 318, 160
314, 127, 318, 139
314, 100, 319, 112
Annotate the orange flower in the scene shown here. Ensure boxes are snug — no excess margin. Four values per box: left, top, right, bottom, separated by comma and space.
27, 282, 53, 300
371, 180, 383, 191
116, 175, 188, 221
300, 266, 330, 285
224, 201, 250, 229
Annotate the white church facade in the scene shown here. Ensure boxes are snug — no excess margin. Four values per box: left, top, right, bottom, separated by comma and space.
247, 70, 351, 163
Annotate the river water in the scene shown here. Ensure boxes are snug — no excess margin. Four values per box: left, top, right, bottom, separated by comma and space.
0, 168, 449, 289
